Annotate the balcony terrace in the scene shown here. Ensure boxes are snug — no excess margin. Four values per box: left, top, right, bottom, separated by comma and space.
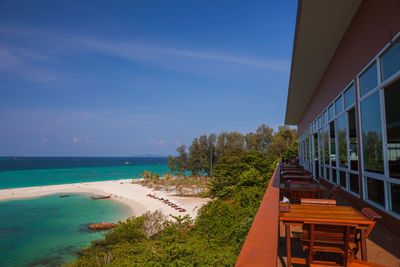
236, 163, 400, 267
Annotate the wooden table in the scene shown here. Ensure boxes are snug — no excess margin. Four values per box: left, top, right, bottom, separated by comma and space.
281, 170, 306, 175
280, 183, 326, 204
279, 204, 375, 266
281, 174, 313, 183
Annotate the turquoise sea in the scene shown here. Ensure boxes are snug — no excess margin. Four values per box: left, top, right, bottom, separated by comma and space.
0, 193, 131, 266
0, 157, 169, 189
0, 157, 169, 266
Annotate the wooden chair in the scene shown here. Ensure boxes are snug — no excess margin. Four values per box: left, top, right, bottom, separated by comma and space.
353, 208, 382, 258
302, 221, 357, 266
301, 198, 336, 206
360, 208, 381, 237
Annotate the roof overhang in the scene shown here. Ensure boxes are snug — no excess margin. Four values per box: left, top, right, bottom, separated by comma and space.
285, 0, 361, 125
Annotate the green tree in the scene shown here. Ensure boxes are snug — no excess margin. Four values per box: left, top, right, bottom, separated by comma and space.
225, 132, 245, 154
255, 124, 274, 153
167, 155, 177, 174
208, 133, 217, 175
245, 132, 259, 151
188, 138, 202, 175
211, 151, 271, 198
176, 145, 188, 175
199, 135, 210, 174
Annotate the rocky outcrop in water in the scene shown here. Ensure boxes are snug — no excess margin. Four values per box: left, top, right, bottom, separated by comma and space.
88, 222, 117, 231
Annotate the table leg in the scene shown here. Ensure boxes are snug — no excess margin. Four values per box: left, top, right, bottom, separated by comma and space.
286, 224, 291, 267
360, 228, 367, 261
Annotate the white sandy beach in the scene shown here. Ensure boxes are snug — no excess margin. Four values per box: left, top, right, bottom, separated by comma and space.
0, 180, 210, 219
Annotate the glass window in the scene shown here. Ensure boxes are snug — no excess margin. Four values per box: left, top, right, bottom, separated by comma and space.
384, 79, 400, 179
381, 38, 400, 81
305, 138, 309, 162
360, 63, 378, 97
314, 133, 318, 162
339, 171, 346, 188
328, 104, 335, 120
348, 108, 359, 171
366, 177, 385, 207
324, 125, 329, 165
335, 96, 343, 115
337, 115, 348, 168
332, 169, 337, 183
391, 183, 400, 214
318, 129, 323, 163
330, 121, 336, 166
361, 92, 384, 174
349, 173, 359, 194
344, 84, 355, 109
323, 110, 328, 124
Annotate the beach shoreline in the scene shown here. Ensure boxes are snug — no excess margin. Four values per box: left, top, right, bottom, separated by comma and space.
0, 179, 210, 219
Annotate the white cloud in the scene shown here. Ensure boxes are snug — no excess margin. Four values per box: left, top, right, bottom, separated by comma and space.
73, 136, 95, 143
77, 38, 290, 71
0, 46, 62, 83
0, 27, 290, 73
149, 139, 166, 145
84, 137, 94, 143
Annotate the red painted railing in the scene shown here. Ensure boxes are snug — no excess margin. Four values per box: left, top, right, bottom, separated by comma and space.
236, 163, 281, 266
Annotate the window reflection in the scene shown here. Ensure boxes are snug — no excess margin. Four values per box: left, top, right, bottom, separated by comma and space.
344, 84, 355, 109
330, 121, 336, 166
337, 115, 347, 168
361, 92, 384, 174
328, 105, 335, 121
349, 173, 359, 194
391, 183, 400, 214
384, 79, 400, 179
335, 96, 343, 115
340, 171, 346, 188
366, 177, 385, 207
348, 108, 359, 171
381, 38, 400, 81
314, 133, 319, 179
305, 137, 309, 162
323, 110, 328, 124
332, 169, 337, 183
360, 63, 378, 97
324, 125, 329, 165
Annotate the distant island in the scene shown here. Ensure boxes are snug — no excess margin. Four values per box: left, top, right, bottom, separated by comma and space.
129, 154, 167, 158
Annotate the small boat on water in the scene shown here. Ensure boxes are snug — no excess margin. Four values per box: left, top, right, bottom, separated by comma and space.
59, 194, 70, 198
91, 195, 111, 200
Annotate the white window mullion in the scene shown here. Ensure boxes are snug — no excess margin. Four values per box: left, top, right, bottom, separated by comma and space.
356, 76, 367, 200
378, 56, 390, 211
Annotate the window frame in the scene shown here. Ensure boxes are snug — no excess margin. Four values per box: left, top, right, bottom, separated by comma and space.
357, 32, 400, 217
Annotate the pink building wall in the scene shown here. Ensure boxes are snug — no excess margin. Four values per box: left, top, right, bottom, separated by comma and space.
298, 0, 400, 134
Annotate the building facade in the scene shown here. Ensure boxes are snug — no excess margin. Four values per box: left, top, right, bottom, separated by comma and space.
285, 0, 400, 230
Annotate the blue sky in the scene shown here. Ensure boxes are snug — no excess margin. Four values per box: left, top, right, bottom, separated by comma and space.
0, 1, 297, 156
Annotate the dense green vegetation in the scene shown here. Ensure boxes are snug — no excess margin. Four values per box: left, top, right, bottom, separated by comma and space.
71, 125, 297, 266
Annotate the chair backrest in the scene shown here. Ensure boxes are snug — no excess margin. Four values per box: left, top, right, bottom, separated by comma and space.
301, 198, 336, 206
361, 208, 381, 221
361, 208, 382, 237
328, 184, 341, 199
302, 221, 357, 266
